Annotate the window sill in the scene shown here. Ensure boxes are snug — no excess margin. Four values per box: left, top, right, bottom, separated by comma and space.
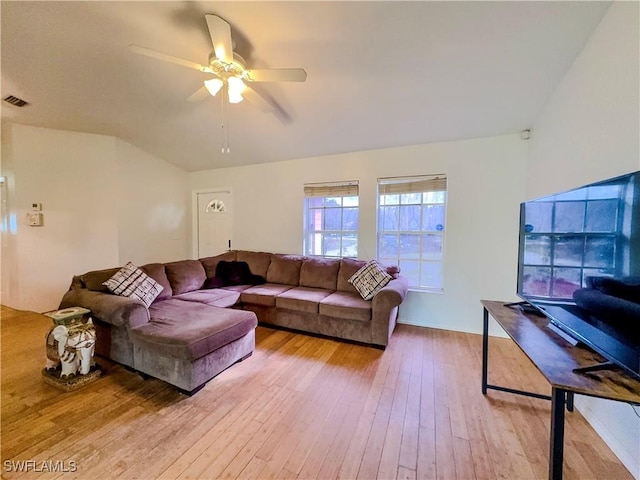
407, 287, 444, 295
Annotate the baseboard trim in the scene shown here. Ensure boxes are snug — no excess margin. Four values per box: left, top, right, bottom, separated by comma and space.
575, 396, 640, 479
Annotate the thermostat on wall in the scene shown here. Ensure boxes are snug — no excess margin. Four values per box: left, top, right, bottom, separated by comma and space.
27, 212, 43, 226
31, 202, 42, 211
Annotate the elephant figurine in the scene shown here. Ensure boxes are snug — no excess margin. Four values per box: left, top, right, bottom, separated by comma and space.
49, 319, 96, 377
45, 326, 77, 377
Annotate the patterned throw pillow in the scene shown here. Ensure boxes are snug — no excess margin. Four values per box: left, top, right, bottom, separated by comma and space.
103, 262, 163, 307
348, 260, 393, 300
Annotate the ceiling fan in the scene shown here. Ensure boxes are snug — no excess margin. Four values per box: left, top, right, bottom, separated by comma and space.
129, 14, 307, 113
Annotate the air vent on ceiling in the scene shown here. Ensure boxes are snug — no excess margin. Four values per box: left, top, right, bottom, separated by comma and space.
3, 95, 29, 107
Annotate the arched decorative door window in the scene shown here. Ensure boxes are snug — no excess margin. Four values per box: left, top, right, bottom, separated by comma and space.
205, 199, 226, 213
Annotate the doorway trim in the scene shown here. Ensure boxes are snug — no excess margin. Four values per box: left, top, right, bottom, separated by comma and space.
191, 188, 232, 259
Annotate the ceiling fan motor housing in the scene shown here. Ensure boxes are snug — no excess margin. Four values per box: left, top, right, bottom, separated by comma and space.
208, 51, 247, 79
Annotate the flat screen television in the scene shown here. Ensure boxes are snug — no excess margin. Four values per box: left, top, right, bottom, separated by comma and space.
516, 170, 640, 379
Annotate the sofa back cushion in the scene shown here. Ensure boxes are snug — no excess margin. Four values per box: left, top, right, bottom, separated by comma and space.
337, 258, 400, 293
266, 254, 303, 285
215, 261, 265, 286
236, 251, 272, 278
200, 251, 237, 278
82, 267, 121, 292
300, 257, 340, 290
165, 260, 206, 295
80, 264, 172, 303
102, 262, 164, 307
337, 258, 367, 293
140, 263, 173, 301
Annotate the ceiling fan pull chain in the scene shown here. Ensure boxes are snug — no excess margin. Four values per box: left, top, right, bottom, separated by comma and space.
225, 89, 231, 153
220, 87, 228, 154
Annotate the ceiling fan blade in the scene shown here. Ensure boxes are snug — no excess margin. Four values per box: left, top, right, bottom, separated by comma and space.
187, 85, 211, 103
241, 85, 276, 113
205, 14, 233, 64
129, 44, 211, 73
244, 68, 307, 82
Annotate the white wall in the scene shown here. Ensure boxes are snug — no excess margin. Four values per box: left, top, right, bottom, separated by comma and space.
189, 133, 528, 336
2, 124, 120, 312
115, 140, 190, 265
528, 3, 639, 197
1, 123, 16, 307
0, 124, 190, 313
527, 2, 640, 477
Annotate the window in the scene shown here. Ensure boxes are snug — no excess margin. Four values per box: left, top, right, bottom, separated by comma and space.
303, 181, 359, 258
377, 175, 447, 291
520, 183, 623, 300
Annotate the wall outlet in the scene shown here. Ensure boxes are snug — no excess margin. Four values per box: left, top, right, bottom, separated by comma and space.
27, 212, 43, 226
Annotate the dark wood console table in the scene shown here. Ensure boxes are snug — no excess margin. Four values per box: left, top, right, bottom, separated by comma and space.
481, 300, 640, 480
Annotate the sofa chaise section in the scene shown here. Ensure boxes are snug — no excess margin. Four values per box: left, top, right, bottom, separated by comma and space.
60, 260, 257, 394
132, 298, 256, 393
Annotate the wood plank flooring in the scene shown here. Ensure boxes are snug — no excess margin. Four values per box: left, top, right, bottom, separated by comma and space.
0, 306, 633, 480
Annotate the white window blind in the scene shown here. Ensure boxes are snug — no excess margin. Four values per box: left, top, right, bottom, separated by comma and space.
378, 175, 447, 194
303, 181, 359, 198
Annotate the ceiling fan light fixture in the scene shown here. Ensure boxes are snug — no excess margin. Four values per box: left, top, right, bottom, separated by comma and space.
227, 76, 246, 104
228, 91, 243, 104
204, 78, 223, 96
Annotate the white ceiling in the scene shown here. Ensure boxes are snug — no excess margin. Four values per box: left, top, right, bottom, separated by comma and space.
1, 1, 610, 172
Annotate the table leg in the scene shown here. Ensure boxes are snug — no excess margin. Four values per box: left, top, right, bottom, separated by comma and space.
566, 391, 574, 412
482, 307, 489, 395
549, 387, 566, 480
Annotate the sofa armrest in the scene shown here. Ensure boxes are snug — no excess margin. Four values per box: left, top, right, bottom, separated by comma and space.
373, 277, 409, 310
59, 288, 150, 329
370, 276, 409, 347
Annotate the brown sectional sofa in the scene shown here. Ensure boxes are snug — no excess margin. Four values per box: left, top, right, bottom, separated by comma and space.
59, 250, 408, 394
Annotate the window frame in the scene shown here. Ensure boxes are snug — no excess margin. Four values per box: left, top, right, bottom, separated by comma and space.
376, 175, 447, 292
303, 181, 359, 258
519, 191, 623, 301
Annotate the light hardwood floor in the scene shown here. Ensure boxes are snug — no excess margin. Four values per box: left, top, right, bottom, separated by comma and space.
0, 305, 633, 480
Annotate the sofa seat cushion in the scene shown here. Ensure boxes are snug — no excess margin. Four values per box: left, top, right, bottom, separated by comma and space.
276, 287, 333, 314
319, 291, 372, 322
241, 284, 293, 307
173, 290, 241, 308
221, 285, 254, 293
133, 299, 257, 361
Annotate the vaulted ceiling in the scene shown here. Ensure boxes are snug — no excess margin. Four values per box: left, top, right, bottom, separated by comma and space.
1, 1, 610, 171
